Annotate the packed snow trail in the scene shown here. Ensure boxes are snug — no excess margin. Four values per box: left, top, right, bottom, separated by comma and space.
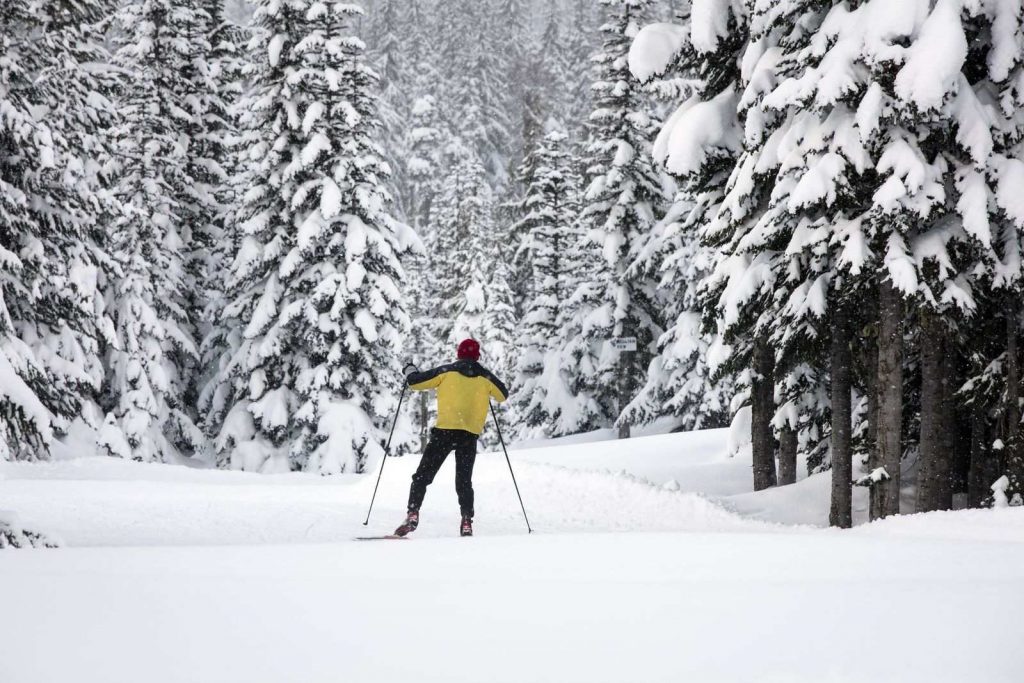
3, 430, 1024, 682
2, 527, 1023, 683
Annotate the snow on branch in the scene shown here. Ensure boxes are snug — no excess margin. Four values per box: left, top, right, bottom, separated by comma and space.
629, 23, 689, 83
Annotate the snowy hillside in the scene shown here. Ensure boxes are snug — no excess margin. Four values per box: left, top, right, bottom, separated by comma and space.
3, 430, 1023, 682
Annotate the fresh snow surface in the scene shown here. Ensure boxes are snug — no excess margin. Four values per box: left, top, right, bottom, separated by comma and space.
2, 429, 1023, 683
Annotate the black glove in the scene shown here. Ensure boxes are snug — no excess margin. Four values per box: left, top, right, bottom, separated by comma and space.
403, 362, 418, 376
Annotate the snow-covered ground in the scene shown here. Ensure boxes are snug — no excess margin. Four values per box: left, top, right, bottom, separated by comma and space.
2, 429, 1023, 682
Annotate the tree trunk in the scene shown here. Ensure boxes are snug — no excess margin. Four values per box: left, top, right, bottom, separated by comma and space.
865, 307, 882, 520
917, 308, 952, 512
617, 349, 633, 440
968, 400, 992, 508
1005, 298, 1024, 500
778, 426, 797, 485
874, 278, 902, 519
830, 305, 853, 528
751, 336, 777, 491
947, 350, 970, 503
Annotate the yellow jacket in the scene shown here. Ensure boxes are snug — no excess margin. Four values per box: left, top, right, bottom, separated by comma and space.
407, 360, 509, 436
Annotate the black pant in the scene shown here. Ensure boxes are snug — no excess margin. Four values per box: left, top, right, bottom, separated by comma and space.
407, 428, 478, 517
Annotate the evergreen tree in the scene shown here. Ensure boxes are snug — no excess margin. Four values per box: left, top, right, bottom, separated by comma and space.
448, 203, 518, 430
549, 247, 618, 436
430, 151, 492, 337
620, 201, 732, 432
451, 202, 491, 344
368, 0, 407, 218
573, 0, 666, 439
494, 0, 533, 170
483, 253, 518, 384
443, 1, 514, 189
404, 92, 443, 236
196, 2, 249, 451
511, 129, 583, 437
956, 0, 1024, 507
564, 0, 600, 144
213, 0, 412, 473
0, 1, 121, 461
629, 0, 1024, 518
100, 0, 208, 462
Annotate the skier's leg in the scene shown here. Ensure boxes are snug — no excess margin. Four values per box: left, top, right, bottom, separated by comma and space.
454, 431, 478, 519
407, 429, 453, 512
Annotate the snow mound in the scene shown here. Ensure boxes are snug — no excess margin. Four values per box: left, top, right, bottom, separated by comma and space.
502, 462, 773, 535
0, 437, 768, 547
853, 506, 1024, 544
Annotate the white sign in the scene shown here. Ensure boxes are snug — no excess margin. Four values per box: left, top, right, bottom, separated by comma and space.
609, 337, 637, 352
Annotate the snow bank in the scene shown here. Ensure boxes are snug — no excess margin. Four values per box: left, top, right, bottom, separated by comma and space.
853, 506, 1024, 544
0, 435, 765, 546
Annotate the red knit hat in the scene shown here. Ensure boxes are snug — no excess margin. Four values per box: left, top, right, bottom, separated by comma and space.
457, 338, 481, 361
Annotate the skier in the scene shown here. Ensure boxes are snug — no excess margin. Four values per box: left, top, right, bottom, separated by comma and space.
394, 338, 509, 537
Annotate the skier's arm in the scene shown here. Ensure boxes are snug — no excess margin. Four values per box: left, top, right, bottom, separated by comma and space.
407, 366, 447, 391
487, 378, 509, 403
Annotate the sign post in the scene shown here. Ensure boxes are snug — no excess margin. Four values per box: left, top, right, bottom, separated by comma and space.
609, 337, 637, 439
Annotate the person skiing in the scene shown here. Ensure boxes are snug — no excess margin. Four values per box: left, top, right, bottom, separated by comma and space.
394, 338, 509, 537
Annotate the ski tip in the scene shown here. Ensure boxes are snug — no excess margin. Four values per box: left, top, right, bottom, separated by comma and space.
354, 535, 409, 541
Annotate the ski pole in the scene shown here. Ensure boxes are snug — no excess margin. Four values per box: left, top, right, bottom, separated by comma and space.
363, 385, 407, 526
489, 401, 532, 533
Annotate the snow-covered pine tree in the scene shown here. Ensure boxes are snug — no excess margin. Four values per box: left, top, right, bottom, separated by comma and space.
443, 0, 513, 190
101, 0, 208, 462
30, 0, 124, 448
576, 0, 666, 439
399, 3, 446, 445
214, 0, 412, 474
429, 150, 491, 338
477, 235, 518, 450
404, 94, 442, 227
451, 226, 489, 345
196, 2, 250, 453
632, 1, 816, 492
0, 1, 122, 461
621, 3, 747, 436
494, 0, 534, 173
681, 0, 1024, 521
366, 0, 407, 218
483, 253, 518, 386
404, 250, 440, 449
793, 0, 1016, 516
0, 1, 63, 461
548, 241, 618, 436
564, 0, 601, 144
403, 16, 444, 239
956, 0, 1024, 507
618, 200, 732, 433
511, 129, 582, 438
179, 0, 245, 457
536, 1, 594, 152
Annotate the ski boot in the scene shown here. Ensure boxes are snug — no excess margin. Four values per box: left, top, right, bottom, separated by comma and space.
393, 510, 419, 537
460, 516, 473, 537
